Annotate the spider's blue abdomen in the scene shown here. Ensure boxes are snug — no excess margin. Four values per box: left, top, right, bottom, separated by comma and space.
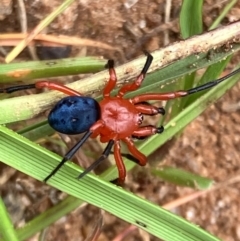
48, 96, 101, 135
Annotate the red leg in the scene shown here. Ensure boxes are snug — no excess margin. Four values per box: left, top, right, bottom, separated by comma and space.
117, 53, 153, 97
132, 125, 164, 138
114, 140, 126, 185
0, 81, 82, 96
35, 81, 82, 96
135, 104, 165, 115
103, 60, 117, 97
117, 73, 145, 98
123, 137, 147, 166
90, 120, 104, 138
131, 91, 189, 103
131, 66, 240, 103
89, 120, 105, 139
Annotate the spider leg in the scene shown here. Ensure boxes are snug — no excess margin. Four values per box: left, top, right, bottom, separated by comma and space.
133, 103, 164, 139
103, 60, 117, 97
44, 120, 104, 182
131, 67, 240, 103
135, 104, 165, 116
132, 125, 164, 139
112, 140, 126, 185
0, 81, 82, 96
131, 92, 188, 104
123, 137, 147, 166
77, 140, 114, 180
117, 53, 153, 97
0, 84, 36, 93
110, 151, 140, 164
187, 67, 240, 94
35, 81, 82, 96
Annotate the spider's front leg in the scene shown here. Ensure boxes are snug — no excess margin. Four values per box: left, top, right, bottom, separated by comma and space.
117, 53, 153, 97
0, 81, 82, 96
103, 60, 117, 97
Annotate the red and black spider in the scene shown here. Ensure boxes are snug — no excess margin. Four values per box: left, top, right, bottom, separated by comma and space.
1, 53, 240, 184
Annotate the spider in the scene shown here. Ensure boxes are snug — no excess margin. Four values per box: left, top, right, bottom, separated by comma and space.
1, 53, 240, 184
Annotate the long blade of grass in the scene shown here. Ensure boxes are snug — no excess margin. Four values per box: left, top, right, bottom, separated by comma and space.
180, 0, 203, 38
173, 0, 203, 117
0, 197, 19, 241
0, 57, 105, 83
209, 0, 238, 30
0, 125, 220, 241
151, 167, 213, 189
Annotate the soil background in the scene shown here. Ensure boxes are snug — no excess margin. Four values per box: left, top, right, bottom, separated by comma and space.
0, 1, 240, 241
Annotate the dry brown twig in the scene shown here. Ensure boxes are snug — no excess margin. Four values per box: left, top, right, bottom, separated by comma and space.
0, 33, 124, 61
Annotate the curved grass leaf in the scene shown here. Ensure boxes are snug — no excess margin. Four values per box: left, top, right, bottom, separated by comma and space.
0, 125, 221, 241
209, 0, 238, 30
0, 197, 19, 241
151, 167, 213, 189
0, 57, 106, 83
180, 0, 203, 38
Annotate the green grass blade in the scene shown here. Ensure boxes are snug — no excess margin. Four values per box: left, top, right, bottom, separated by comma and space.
209, 0, 238, 30
151, 167, 214, 189
17, 120, 54, 141
180, 0, 203, 38
0, 57, 105, 83
0, 125, 220, 241
125, 42, 240, 98
0, 197, 19, 241
174, 0, 203, 118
